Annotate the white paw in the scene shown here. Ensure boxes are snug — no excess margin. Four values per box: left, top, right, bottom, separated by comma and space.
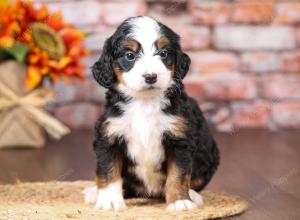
95, 194, 126, 211
95, 179, 126, 211
82, 186, 98, 204
166, 200, 198, 212
188, 189, 204, 206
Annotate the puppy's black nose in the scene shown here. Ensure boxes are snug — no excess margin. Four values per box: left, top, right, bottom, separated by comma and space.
143, 73, 157, 84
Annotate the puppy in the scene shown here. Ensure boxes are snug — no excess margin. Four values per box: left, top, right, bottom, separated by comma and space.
83, 16, 220, 212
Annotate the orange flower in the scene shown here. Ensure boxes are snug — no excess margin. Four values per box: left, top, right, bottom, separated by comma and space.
48, 57, 72, 71
26, 65, 42, 90
62, 28, 85, 46
0, 0, 89, 90
0, 36, 15, 47
32, 5, 49, 21
45, 12, 65, 31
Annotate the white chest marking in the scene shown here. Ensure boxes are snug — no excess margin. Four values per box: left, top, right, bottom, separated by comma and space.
105, 96, 185, 194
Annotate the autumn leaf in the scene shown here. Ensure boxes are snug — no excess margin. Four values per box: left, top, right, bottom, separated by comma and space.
26, 65, 42, 90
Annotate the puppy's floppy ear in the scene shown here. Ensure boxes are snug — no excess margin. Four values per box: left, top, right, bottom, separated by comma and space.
92, 37, 116, 88
175, 50, 191, 80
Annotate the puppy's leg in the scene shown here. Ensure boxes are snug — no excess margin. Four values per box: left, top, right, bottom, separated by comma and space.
165, 158, 197, 211
164, 138, 199, 212
86, 132, 126, 211
94, 150, 126, 211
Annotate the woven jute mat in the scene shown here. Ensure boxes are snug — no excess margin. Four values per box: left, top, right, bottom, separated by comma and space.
0, 181, 248, 220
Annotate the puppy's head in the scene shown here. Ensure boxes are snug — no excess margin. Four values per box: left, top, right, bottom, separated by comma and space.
92, 16, 190, 98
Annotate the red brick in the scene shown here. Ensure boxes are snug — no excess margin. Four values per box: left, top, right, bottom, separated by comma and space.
271, 103, 300, 128
188, 1, 231, 25
215, 121, 234, 133
184, 73, 257, 101
198, 101, 217, 113
39, 1, 102, 26
214, 26, 296, 51
241, 52, 280, 73
172, 26, 211, 50
280, 51, 300, 73
189, 51, 239, 74
231, 101, 270, 128
54, 103, 102, 129
210, 106, 233, 132
231, 2, 274, 24
146, 10, 191, 27
260, 75, 300, 100
102, 2, 147, 26
212, 107, 234, 132
275, 3, 300, 24
211, 107, 230, 124
165, 1, 188, 15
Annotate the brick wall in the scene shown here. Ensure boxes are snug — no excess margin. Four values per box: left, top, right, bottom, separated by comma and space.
36, 0, 300, 132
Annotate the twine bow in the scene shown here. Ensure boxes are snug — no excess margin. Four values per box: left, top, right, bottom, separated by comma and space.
0, 81, 70, 139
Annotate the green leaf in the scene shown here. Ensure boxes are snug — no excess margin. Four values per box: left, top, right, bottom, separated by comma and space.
82, 31, 93, 37
0, 43, 29, 63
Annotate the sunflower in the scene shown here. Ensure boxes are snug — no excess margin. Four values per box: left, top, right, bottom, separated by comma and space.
0, 0, 89, 90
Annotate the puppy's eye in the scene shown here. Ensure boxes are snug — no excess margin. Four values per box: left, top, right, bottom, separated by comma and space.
159, 49, 168, 59
125, 52, 136, 61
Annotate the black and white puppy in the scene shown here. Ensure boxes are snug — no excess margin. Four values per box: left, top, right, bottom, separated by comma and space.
83, 16, 220, 212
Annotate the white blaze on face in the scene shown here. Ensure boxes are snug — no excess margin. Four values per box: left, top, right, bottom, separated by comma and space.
118, 16, 173, 97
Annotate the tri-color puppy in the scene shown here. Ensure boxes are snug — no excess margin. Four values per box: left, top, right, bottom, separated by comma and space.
83, 16, 220, 212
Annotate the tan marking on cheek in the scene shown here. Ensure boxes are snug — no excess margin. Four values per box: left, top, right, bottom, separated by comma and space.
112, 63, 126, 85
156, 36, 169, 49
124, 40, 139, 52
96, 157, 122, 188
169, 116, 187, 138
165, 159, 191, 204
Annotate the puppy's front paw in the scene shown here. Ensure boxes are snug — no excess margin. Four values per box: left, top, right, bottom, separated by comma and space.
95, 179, 126, 211
188, 189, 204, 206
82, 186, 98, 204
166, 200, 198, 212
95, 192, 126, 211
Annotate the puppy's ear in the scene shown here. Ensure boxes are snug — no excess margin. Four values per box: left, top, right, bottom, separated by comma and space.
175, 50, 191, 80
92, 38, 116, 88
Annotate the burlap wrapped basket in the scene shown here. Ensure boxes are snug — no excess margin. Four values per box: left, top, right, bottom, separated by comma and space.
0, 61, 70, 148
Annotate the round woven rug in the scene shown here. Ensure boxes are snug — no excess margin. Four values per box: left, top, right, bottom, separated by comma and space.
0, 181, 247, 220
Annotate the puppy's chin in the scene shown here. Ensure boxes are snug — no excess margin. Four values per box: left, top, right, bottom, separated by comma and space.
117, 84, 164, 99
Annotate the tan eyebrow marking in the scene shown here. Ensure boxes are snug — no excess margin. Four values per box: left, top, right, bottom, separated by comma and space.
124, 39, 139, 52
156, 36, 169, 49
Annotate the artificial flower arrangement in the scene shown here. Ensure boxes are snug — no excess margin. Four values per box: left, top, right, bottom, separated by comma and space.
0, 0, 89, 148
0, 0, 89, 89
